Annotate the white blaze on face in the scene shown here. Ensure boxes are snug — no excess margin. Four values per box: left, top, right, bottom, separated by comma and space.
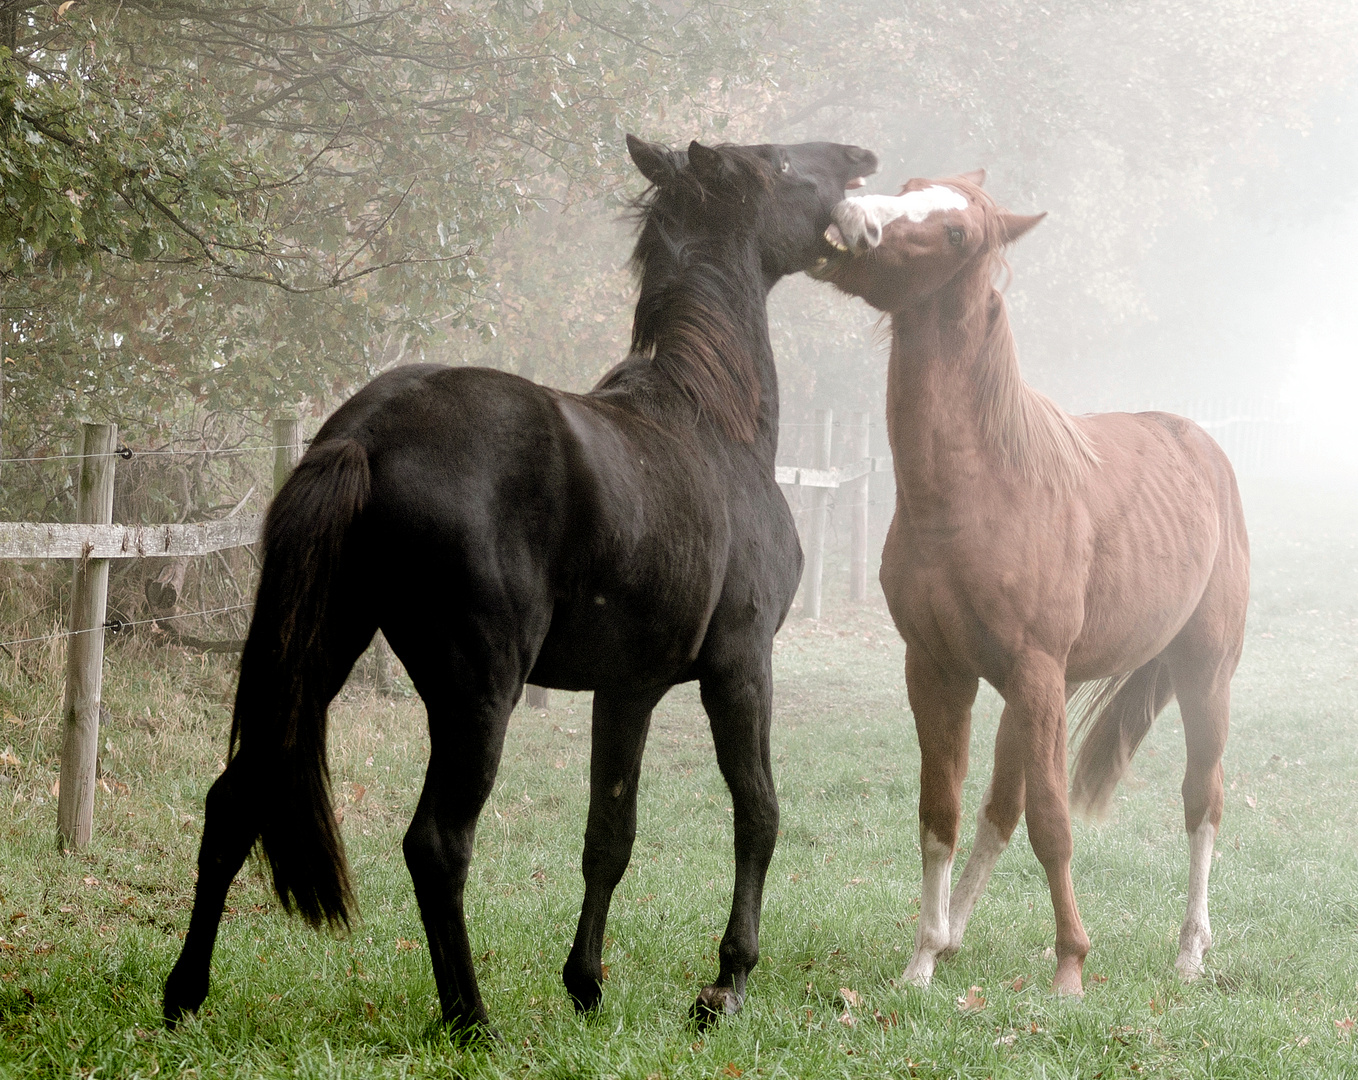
828, 186, 970, 252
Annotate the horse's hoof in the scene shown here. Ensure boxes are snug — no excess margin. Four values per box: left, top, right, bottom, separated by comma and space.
691, 985, 742, 1028
445, 1018, 502, 1047
562, 965, 604, 1014
1175, 953, 1206, 981
162, 969, 207, 1029
901, 954, 936, 987
162, 999, 193, 1031
567, 986, 603, 1015
1051, 960, 1085, 997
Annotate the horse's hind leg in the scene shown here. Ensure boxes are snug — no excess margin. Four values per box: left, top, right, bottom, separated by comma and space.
690, 649, 780, 1023
397, 639, 518, 1033
901, 645, 979, 986
562, 686, 668, 1012
163, 756, 262, 1025
1165, 638, 1240, 979
944, 704, 1027, 957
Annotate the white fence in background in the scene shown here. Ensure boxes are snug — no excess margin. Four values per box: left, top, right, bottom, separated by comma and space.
1139, 399, 1323, 478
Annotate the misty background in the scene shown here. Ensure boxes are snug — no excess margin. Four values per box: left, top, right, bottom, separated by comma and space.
2, 1, 1358, 625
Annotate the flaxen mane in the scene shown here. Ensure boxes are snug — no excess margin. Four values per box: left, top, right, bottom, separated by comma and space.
947, 177, 1100, 488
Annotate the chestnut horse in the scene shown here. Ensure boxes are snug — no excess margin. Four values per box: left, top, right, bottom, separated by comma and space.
814, 174, 1248, 994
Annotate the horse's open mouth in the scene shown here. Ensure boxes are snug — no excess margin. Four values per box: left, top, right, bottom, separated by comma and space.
808, 221, 856, 279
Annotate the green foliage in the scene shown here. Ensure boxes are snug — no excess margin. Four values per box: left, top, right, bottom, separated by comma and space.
0, 0, 781, 489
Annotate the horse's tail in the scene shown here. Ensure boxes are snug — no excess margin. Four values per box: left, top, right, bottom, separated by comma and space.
230, 437, 371, 930
1069, 657, 1175, 821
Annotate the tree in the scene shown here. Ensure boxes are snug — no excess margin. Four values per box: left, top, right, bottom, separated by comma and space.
0, 0, 780, 519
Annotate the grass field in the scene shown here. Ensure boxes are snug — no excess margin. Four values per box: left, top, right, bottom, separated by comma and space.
2, 477, 1356, 1079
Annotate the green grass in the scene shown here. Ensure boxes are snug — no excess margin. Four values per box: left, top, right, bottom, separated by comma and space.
2, 477, 1357, 1078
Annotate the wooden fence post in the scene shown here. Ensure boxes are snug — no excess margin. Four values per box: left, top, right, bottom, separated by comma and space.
56, 422, 116, 850
848, 411, 870, 603
801, 408, 833, 619
525, 684, 550, 709
272, 417, 302, 496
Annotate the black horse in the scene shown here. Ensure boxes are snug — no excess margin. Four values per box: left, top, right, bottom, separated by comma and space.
162, 134, 878, 1033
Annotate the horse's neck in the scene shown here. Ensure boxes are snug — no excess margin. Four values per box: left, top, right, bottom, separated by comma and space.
886, 285, 1092, 510
635, 242, 781, 451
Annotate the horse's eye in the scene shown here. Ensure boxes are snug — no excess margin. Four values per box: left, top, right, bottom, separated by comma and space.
780, 158, 790, 173
948, 227, 965, 247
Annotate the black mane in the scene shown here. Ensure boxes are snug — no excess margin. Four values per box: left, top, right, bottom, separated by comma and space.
620, 147, 771, 443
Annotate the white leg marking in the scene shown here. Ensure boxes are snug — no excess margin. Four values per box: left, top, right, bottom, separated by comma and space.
903, 829, 953, 986
1175, 820, 1215, 980
946, 789, 1011, 956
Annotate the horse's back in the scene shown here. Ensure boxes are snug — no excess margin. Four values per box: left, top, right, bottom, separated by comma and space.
1064, 409, 1247, 681
309, 363, 740, 691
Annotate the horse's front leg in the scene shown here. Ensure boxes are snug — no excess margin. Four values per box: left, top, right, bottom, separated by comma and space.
902, 645, 979, 985
1010, 652, 1090, 995
945, 705, 1027, 956
691, 649, 779, 1025
562, 687, 666, 1012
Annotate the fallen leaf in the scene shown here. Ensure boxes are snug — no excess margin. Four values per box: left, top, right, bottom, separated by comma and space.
351, 782, 366, 804
531, 868, 546, 882
873, 1009, 898, 1027
82, 876, 98, 887
57, 1, 78, 18
600, 964, 610, 980
1011, 976, 1025, 991
722, 1065, 743, 1078
0, 748, 19, 767
837, 1010, 857, 1027
837, 987, 862, 1008
1336, 1017, 1354, 1037
957, 985, 986, 1012
395, 937, 420, 951
994, 1033, 1017, 1046
1245, 794, 1257, 809
8, 913, 25, 924
1149, 997, 1163, 1014
1089, 972, 1108, 983
553, 760, 565, 769
51, 779, 60, 796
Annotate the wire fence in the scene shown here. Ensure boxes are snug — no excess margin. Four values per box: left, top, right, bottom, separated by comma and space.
0, 603, 251, 653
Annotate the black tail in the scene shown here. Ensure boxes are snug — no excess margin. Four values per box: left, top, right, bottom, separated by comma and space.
1069, 657, 1175, 821
230, 438, 371, 930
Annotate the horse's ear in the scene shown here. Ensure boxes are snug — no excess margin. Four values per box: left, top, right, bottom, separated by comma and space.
998, 211, 1045, 245
688, 140, 738, 189
627, 134, 677, 186
959, 168, 986, 187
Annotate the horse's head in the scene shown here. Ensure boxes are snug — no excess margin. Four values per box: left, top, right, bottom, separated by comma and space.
810, 171, 1045, 312
626, 135, 879, 280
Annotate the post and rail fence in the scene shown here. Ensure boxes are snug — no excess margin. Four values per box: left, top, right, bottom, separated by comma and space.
0, 420, 305, 850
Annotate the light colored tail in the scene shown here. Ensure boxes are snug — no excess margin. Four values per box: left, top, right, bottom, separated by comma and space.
1069, 658, 1175, 820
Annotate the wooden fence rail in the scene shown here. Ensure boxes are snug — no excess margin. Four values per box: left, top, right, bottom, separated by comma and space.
776, 409, 892, 620
0, 420, 304, 851
3, 410, 889, 816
